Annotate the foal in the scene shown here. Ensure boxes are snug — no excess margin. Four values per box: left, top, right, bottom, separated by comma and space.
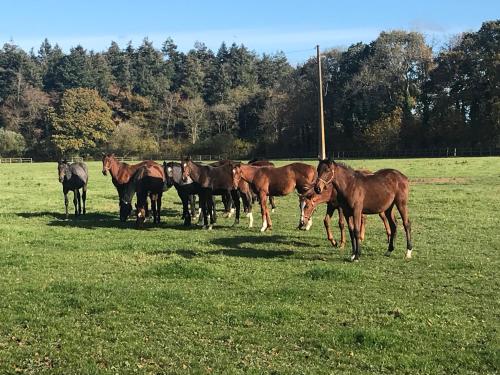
314, 159, 412, 261
57, 160, 88, 219
299, 183, 391, 248
232, 162, 316, 232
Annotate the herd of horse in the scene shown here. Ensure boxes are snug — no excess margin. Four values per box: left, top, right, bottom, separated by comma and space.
57, 154, 413, 261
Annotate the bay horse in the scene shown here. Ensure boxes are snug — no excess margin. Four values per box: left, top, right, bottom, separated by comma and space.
101, 154, 156, 221
232, 162, 316, 232
57, 160, 88, 219
122, 163, 166, 227
299, 182, 391, 248
314, 159, 412, 261
163, 161, 197, 226
248, 159, 277, 212
181, 157, 239, 229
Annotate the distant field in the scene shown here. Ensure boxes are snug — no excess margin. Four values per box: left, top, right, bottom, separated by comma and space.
0, 157, 499, 374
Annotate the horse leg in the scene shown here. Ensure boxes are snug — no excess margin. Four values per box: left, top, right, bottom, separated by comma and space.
181, 193, 191, 226
352, 209, 363, 261
360, 214, 366, 242
323, 203, 337, 247
156, 193, 162, 223
76, 190, 82, 215
73, 190, 78, 217
231, 190, 240, 226
396, 201, 413, 259
209, 195, 217, 225
338, 207, 346, 249
63, 189, 69, 219
82, 185, 87, 215
259, 191, 269, 232
384, 205, 397, 257
345, 213, 356, 261
379, 212, 391, 243
270, 196, 276, 212
241, 192, 253, 228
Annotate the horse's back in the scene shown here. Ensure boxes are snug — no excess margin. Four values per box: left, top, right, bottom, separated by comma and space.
71, 162, 88, 185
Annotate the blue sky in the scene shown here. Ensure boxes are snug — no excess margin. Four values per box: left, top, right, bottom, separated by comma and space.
1, 0, 498, 63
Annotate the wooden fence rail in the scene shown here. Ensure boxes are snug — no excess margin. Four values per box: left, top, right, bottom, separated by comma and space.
0, 158, 33, 163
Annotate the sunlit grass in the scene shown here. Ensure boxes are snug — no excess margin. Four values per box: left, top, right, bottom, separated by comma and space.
0, 157, 498, 374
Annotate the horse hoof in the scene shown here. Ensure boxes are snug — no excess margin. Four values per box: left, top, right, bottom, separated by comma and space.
405, 249, 413, 259
384, 251, 392, 257
208, 225, 213, 230
271, 209, 275, 213
350, 254, 357, 262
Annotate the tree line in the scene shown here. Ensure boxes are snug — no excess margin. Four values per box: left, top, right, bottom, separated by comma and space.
0, 20, 498, 159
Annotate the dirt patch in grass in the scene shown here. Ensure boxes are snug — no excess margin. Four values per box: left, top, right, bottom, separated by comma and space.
410, 177, 468, 185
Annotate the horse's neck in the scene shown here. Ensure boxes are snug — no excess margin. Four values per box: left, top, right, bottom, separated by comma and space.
109, 159, 125, 181
189, 162, 204, 183
333, 164, 354, 195
241, 165, 258, 183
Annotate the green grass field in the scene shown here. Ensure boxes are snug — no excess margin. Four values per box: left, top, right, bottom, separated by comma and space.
0, 157, 499, 374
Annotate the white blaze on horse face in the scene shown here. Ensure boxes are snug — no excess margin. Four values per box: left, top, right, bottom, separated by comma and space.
167, 167, 173, 177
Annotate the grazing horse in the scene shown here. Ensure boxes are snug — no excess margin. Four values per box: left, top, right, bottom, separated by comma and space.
163, 161, 197, 225
57, 160, 88, 219
314, 159, 412, 261
101, 153, 156, 221
122, 164, 166, 227
181, 158, 239, 229
299, 183, 391, 248
232, 162, 316, 232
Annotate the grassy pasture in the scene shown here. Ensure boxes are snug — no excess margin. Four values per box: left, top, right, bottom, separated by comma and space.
0, 157, 499, 374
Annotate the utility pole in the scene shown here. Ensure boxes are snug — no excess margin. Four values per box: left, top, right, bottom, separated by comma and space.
317, 45, 326, 160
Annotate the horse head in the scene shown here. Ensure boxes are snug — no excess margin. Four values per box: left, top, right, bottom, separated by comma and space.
298, 190, 318, 229
57, 160, 71, 183
314, 158, 334, 194
180, 156, 193, 182
102, 153, 115, 176
231, 163, 242, 189
163, 161, 176, 188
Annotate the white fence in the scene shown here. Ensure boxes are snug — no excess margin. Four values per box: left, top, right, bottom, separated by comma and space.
0, 158, 33, 163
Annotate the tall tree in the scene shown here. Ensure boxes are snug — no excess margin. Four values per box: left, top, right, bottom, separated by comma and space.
50, 88, 115, 154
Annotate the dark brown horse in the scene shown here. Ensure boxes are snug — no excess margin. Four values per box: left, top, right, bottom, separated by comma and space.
314, 159, 412, 261
299, 182, 391, 248
181, 158, 239, 229
232, 162, 316, 232
101, 154, 157, 221
122, 163, 166, 227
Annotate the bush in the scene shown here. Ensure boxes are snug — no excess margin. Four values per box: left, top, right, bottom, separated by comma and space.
188, 134, 254, 159
108, 122, 159, 157
0, 129, 26, 157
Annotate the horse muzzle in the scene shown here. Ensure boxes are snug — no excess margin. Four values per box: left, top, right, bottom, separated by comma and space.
102, 169, 108, 176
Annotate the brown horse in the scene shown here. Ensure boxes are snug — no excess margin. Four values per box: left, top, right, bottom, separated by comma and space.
122, 163, 166, 227
314, 159, 412, 261
101, 154, 157, 221
248, 159, 277, 211
181, 158, 239, 229
299, 183, 391, 248
232, 162, 316, 232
